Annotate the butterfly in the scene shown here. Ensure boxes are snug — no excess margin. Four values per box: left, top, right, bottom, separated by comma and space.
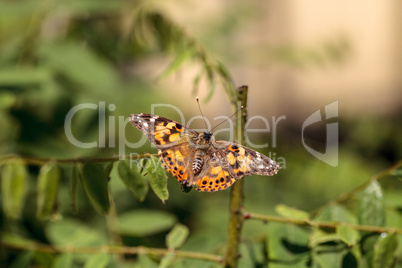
129, 113, 280, 192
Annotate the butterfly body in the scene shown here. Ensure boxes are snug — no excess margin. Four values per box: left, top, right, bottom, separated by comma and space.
129, 113, 280, 192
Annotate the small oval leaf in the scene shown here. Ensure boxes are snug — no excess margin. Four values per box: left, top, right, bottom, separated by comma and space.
336, 226, 359, 246
159, 252, 175, 268
119, 210, 176, 237
135, 254, 158, 268
373, 233, 397, 268
79, 163, 110, 215
53, 253, 73, 268
166, 223, 189, 249
117, 160, 148, 202
146, 156, 168, 202
314, 204, 357, 224
37, 162, 60, 220
309, 228, 339, 248
83, 254, 110, 268
46, 218, 107, 247
358, 180, 385, 227
1, 160, 28, 219
275, 204, 310, 220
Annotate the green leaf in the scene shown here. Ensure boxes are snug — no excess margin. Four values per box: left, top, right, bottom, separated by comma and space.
216, 61, 233, 84
373, 233, 397, 268
0, 67, 51, 86
309, 228, 339, 248
37, 162, 60, 220
267, 222, 310, 263
204, 65, 215, 103
139, 158, 148, 176
40, 42, 119, 92
314, 204, 357, 224
336, 226, 359, 246
158, 49, 194, 80
117, 160, 149, 202
46, 218, 107, 247
1, 233, 36, 248
53, 254, 73, 268
358, 180, 385, 227
134, 254, 158, 268
313, 250, 344, 268
1, 160, 28, 219
83, 254, 110, 268
361, 234, 379, 267
159, 252, 175, 268
275, 204, 310, 220
166, 223, 190, 249
79, 163, 110, 215
217, 61, 235, 100
119, 210, 176, 237
146, 156, 169, 202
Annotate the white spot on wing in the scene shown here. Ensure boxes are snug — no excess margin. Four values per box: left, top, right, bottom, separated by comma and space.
143, 122, 148, 127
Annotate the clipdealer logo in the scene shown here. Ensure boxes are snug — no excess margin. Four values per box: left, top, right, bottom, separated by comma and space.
302, 101, 339, 167
64, 101, 338, 167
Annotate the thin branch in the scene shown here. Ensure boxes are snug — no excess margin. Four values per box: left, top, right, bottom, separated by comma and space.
310, 160, 402, 217
224, 86, 248, 268
335, 159, 402, 204
244, 212, 402, 235
0, 153, 158, 166
2, 240, 223, 263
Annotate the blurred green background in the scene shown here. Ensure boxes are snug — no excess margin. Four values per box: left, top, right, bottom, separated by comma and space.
0, 0, 401, 267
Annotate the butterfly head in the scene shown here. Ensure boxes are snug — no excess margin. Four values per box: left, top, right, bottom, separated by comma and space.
202, 131, 212, 141
197, 131, 214, 146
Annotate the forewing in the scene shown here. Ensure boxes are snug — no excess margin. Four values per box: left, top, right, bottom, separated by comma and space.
129, 113, 197, 149
216, 141, 280, 176
195, 141, 280, 192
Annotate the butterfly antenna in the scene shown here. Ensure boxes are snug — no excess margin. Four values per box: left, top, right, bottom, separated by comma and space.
196, 97, 209, 131
210, 105, 244, 132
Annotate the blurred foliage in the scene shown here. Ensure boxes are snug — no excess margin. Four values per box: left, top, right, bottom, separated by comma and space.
0, 0, 401, 267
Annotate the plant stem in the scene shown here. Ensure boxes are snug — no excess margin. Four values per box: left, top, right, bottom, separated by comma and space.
1, 239, 223, 263
224, 86, 248, 268
244, 212, 402, 234
0, 153, 157, 166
